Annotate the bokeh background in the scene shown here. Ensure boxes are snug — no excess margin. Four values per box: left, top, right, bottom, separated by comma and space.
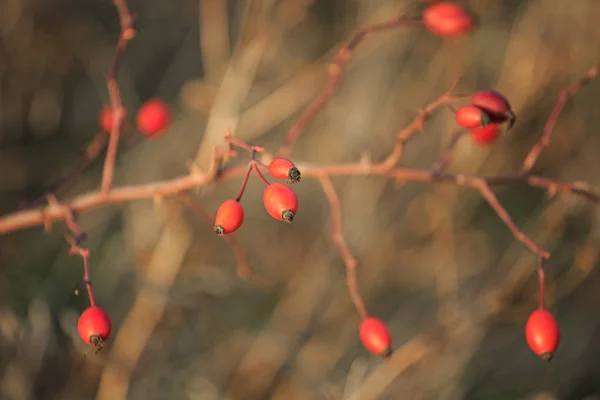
1, 0, 600, 399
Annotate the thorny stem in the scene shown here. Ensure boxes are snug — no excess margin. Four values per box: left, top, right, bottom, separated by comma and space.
100, 0, 135, 194
537, 257, 546, 310
318, 175, 368, 319
277, 15, 422, 158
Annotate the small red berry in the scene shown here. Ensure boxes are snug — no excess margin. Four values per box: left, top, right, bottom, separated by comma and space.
455, 105, 491, 128
99, 106, 114, 133
423, 2, 473, 38
359, 317, 392, 357
263, 183, 298, 223
268, 158, 301, 184
136, 99, 171, 138
525, 309, 560, 361
470, 90, 516, 128
78, 306, 112, 353
470, 123, 500, 144
214, 200, 244, 235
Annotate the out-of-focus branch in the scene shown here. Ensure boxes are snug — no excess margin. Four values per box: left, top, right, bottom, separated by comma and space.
276, 15, 422, 158
318, 175, 368, 319
521, 62, 600, 173
100, 0, 135, 194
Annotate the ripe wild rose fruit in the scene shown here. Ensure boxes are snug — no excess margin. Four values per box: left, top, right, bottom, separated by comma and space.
525, 309, 560, 361
470, 123, 500, 144
455, 105, 491, 128
470, 90, 516, 128
422, 2, 473, 38
359, 317, 392, 357
78, 306, 112, 353
263, 183, 298, 223
213, 200, 244, 235
136, 98, 171, 138
268, 158, 301, 184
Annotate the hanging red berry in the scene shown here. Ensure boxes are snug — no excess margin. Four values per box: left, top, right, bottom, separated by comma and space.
136, 98, 171, 138
99, 106, 114, 133
470, 90, 516, 128
263, 183, 298, 223
525, 309, 560, 361
268, 158, 301, 184
214, 200, 244, 235
422, 2, 473, 38
359, 317, 392, 357
455, 105, 491, 128
78, 306, 112, 353
470, 123, 500, 144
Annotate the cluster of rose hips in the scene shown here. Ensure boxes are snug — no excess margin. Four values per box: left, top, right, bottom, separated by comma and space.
76, 1, 562, 363
99, 98, 171, 138
213, 158, 301, 235
455, 90, 516, 144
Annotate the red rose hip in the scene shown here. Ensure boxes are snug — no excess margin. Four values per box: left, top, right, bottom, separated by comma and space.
268, 158, 301, 184
136, 98, 171, 138
359, 317, 392, 357
470, 123, 500, 144
423, 2, 473, 38
470, 90, 516, 128
214, 200, 244, 235
263, 183, 298, 223
455, 105, 491, 128
78, 306, 112, 353
99, 106, 115, 133
525, 309, 560, 361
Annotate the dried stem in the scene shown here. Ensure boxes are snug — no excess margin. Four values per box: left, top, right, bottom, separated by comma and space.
521, 62, 600, 173
276, 15, 422, 158
318, 175, 368, 319
100, 0, 135, 193
65, 211, 95, 307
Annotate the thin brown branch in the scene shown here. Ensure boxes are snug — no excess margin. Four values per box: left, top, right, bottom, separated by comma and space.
521, 61, 600, 173
64, 210, 95, 307
276, 15, 422, 158
318, 175, 368, 319
100, 0, 136, 194
0, 157, 597, 239
383, 79, 464, 168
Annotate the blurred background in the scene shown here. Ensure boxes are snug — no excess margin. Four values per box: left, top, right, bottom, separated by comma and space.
0, 0, 600, 399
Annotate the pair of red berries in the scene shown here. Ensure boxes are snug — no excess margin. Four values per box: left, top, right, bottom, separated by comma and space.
213, 158, 301, 235
359, 310, 560, 361
78, 306, 112, 353
423, 2, 473, 38
455, 90, 516, 144
99, 98, 171, 138
525, 308, 560, 361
